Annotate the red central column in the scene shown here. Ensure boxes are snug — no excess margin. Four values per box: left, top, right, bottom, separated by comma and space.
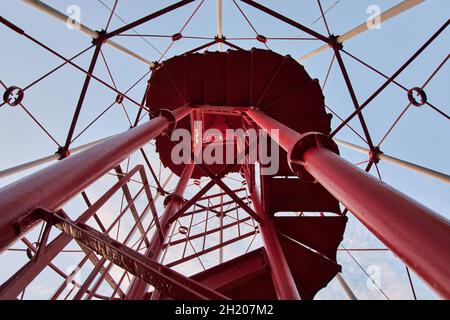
249, 174, 301, 300
126, 162, 195, 299
242, 151, 301, 300
246, 109, 450, 298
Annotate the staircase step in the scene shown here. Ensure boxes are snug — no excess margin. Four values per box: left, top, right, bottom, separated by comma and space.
274, 215, 347, 261
250, 48, 284, 106
256, 56, 310, 108
263, 176, 341, 215
279, 234, 342, 300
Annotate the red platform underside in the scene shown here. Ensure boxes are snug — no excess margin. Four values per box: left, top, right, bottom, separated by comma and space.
146, 49, 345, 299
147, 49, 332, 178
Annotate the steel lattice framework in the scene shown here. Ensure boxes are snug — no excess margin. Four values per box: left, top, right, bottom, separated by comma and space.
0, 0, 449, 300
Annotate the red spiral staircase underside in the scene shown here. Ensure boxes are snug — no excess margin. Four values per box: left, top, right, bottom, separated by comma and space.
147, 48, 333, 178
146, 49, 346, 300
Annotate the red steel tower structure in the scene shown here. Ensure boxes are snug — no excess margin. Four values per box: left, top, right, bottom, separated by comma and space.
0, 0, 449, 300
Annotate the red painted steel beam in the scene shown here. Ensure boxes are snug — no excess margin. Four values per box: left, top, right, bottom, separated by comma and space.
167, 179, 218, 224
42, 210, 227, 300
163, 139, 255, 225
303, 148, 450, 298
20, 238, 110, 300
82, 167, 164, 300
152, 162, 196, 259
197, 164, 261, 223
140, 147, 164, 192
246, 109, 450, 298
0, 106, 192, 253
146, 248, 272, 299
247, 164, 300, 300
126, 163, 196, 300
72, 173, 153, 300
0, 166, 141, 299
133, 82, 151, 128
255, 211, 301, 300
166, 159, 248, 224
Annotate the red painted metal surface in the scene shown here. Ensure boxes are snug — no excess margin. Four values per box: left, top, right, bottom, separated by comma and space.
255, 212, 301, 300
250, 173, 300, 300
0, 106, 191, 253
146, 49, 332, 178
145, 49, 344, 299
0, 48, 348, 300
246, 109, 450, 298
157, 248, 275, 300
0, 166, 143, 299
1, 0, 448, 300
126, 163, 195, 299
303, 147, 450, 298
42, 209, 228, 300
274, 216, 347, 262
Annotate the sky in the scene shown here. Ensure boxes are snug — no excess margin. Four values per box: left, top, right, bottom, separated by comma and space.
0, 0, 449, 300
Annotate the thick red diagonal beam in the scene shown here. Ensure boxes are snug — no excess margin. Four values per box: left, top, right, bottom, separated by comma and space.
140, 147, 164, 192
0, 166, 141, 299
75, 242, 125, 299
246, 164, 300, 300
105, 0, 195, 39
167, 179, 217, 224
42, 210, 228, 300
73, 168, 161, 300
19, 238, 110, 300
0, 106, 191, 253
78, 166, 165, 300
182, 125, 258, 223
246, 109, 450, 298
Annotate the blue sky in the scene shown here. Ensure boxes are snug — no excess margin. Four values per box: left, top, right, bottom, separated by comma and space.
0, 0, 449, 299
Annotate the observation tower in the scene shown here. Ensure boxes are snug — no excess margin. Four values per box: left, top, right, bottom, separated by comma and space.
0, 0, 448, 300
